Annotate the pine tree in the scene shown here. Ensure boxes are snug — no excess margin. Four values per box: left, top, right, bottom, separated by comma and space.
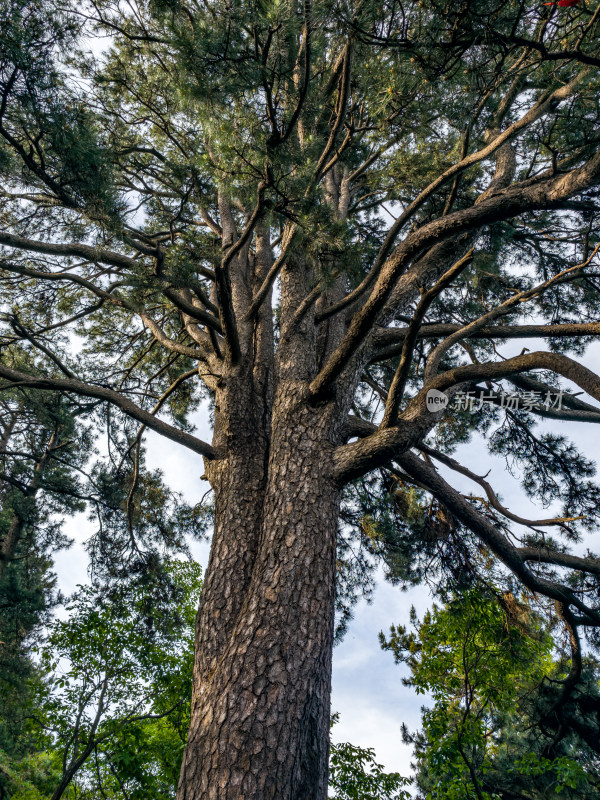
1, 0, 600, 796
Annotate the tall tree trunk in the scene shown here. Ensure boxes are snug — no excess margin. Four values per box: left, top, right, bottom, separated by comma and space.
194, 367, 271, 685
177, 394, 339, 800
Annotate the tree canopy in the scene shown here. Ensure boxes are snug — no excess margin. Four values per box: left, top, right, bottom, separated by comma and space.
1, 559, 202, 800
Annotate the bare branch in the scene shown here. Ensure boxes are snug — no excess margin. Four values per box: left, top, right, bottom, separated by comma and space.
0, 364, 218, 459
313, 42, 352, 182
317, 72, 587, 323
430, 350, 600, 403
518, 547, 600, 576
335, 348, 600, 484
161, 286, 223, 333
421, 444, 583, 531
381, 248, 475, 427
216, 181, 268, 361
396, 451, 600, 626
6, 314, 77, 379
424, 245, 600, 381
371, 321, 600, 362
0, 232, 139, 269
244, 223, 296, 319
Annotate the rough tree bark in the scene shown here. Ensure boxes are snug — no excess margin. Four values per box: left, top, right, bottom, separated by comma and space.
178, 206, 348, 796
179, 398, 340, 799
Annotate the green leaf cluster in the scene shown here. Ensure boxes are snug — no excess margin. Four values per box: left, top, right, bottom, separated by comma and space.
381, 589, 600, 799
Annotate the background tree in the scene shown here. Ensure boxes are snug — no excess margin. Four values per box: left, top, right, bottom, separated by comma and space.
328, 716, 410, 800
0, 382, 89, 799
0, 358, 207, 798
2, 0, 600, 797
0, 560, 202, 800
38, 560, 202, 800
381, 589, 600, 799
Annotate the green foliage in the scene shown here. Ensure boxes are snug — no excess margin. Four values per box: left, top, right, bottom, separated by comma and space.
0, 0, 120, 222
0, 552, 202, 800
329, 715, 410, 800
381, 589, 600, 799
34, 558, 202, 799
0, 384, 87, 799
0, 559, 58, 800
0, 750, 65, 800
489, 413, 600, 532
2, 0, 600, 794
329, 739, 410, 800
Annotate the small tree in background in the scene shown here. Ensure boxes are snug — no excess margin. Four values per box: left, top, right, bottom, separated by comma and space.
0, 560, 202, 800
382, 590, 600, 799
